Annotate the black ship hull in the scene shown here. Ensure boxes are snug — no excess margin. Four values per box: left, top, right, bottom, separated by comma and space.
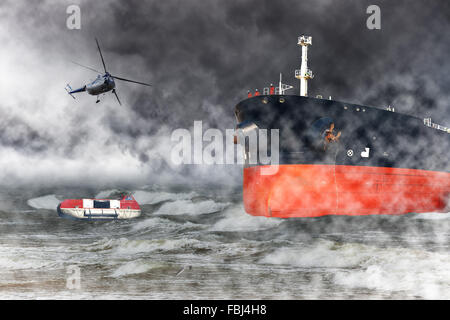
235, 95, 450, 217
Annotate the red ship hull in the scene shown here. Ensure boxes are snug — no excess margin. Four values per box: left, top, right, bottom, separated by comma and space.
244, 165, 450, 218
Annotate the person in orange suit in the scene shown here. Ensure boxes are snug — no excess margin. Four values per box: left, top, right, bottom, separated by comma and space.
324, 123, 341, 150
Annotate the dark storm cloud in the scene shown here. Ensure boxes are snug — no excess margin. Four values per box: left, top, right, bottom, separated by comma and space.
75, 0, 450, 126
0, 0, 449, 187
0, 116, 53, 153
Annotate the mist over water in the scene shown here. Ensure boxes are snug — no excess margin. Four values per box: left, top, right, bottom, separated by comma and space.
0, 0, 449, 300
0, 186, 448, 299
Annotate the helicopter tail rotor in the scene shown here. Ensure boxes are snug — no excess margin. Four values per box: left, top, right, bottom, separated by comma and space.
65, 84, 76, 99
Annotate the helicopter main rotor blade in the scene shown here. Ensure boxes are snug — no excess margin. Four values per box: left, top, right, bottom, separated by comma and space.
112, 89, 121, 106
112, 75, 152, 87
95, 38, 107, 73
70, 61, 102, 74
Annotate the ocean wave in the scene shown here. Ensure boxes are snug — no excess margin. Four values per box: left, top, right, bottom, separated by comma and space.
211, 203, 283, 232
131, 216, 203, 232
152, 199, 229, 216
84, 237, 207, 256
0, 251, 59, 270
95, 189, 122, 199
27, 194, 60, 210
260, 239, 371, 269
82, 237, 118, 252
113, 238, 206, 255
132, 190, 198, 205
94, 189, 198, 205
0, 257, 54, 270
110, 260, 170, 278
260, 239, 450, 299
412, 212, 450, 220
333, 248, 450, 299
131, 217, 173, 231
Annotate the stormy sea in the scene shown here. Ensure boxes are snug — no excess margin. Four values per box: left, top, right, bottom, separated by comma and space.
0, 185, 448, 299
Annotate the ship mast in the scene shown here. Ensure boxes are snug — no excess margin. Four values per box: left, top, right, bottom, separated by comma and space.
295, 35, 314, 97
278, 73, 293, 94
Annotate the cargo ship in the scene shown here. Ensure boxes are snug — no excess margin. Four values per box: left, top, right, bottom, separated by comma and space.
57, 193, 141, 220
236, 36, 450, 218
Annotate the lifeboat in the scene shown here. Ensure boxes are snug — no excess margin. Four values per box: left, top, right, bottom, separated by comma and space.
57, 194, 141, 220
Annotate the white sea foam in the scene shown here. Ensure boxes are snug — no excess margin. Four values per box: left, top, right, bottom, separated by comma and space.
261, 239, 450, 299
131, 216, 203, 232
211, 203, 283, 232
132, 190, 197, 205
110, 260, 168, 278
0, 256, 56, 270
94, 190, 198, 205
27, 194, 60, 210
412, 212, 450, 220
153, 199, 229, 215
0, 246, 59, 270
113, 238, 204, 255
131, 217, 172, 231
333, 248, 450, 299
86, 237, 206, 256
260, 240, 370, 268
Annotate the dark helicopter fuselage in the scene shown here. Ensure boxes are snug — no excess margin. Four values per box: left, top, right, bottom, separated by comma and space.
86, 73, 116, 95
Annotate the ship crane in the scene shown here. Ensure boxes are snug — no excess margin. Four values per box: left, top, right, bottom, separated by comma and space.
295, 35, 314, 97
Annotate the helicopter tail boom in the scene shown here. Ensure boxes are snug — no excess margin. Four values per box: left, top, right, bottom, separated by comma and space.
65, 84, 86, 99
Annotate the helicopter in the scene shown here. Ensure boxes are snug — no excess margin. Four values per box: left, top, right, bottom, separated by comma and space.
65, 38, 151, 105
